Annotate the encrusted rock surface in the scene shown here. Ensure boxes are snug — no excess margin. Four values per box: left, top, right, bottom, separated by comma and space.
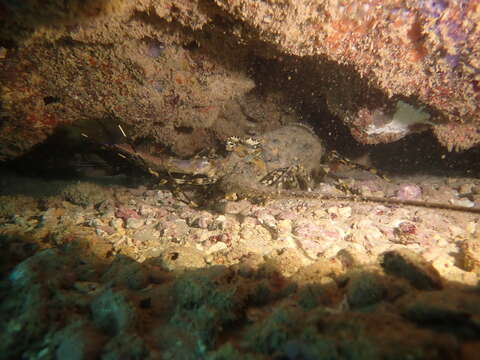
1, 0, 480, 162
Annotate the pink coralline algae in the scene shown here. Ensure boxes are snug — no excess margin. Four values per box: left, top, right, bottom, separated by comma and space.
396, 184, 422, 201
115, 207, 141, 221
397, 221, 417, 235
293, 222, 323, 238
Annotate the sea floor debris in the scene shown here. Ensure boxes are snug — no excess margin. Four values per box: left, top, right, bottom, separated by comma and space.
1, 167, 480, 359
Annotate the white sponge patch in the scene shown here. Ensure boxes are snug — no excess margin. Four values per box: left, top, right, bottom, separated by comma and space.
366, 101, 432, 136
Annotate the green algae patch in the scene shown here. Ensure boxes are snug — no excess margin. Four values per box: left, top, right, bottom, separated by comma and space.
171, 267, 241, 349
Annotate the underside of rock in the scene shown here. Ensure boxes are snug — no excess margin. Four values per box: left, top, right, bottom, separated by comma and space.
1, 0, 480, 163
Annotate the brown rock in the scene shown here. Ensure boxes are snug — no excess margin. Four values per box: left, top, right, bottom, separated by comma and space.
458, 237, 480, 273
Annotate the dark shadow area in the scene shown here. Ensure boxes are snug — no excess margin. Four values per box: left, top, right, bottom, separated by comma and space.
368, 132, 480, 177
245, 52, 480, 179
1, 116, 140, 181
3, 116, 479, 197
0, 0, 117, 45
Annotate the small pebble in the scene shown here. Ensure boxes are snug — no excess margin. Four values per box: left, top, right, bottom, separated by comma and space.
458, 183, 474, 195
220, 199, 252, 215
115, 206, 141, 221
139, 204, 157, 217
205, 242, 228, 254
396, 184, 422, 200
458, 237, 480, 273
96, 199, 114, 214
255, 210, 276, 228
338, 206, 352, 218
126, 217, 145, 229
293, 221, 322, 238
276, 219, 292, 234
87, 218, 104, 228
110, 218, 124, 230
276, 210, 297, 220
189, 212, 213, 229
242, 216, 258, 227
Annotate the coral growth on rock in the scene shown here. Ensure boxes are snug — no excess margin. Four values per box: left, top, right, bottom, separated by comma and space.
1, 0, 480, 162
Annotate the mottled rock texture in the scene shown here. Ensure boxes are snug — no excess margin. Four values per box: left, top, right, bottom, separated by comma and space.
0, 0, 479, 161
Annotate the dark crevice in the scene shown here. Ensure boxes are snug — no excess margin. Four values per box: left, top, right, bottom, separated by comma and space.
248, 54, 479, 178
174, 126, 194, 134
43, 96, 61, 105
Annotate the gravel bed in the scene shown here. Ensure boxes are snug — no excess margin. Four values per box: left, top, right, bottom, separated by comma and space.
1, 171, 480, 359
